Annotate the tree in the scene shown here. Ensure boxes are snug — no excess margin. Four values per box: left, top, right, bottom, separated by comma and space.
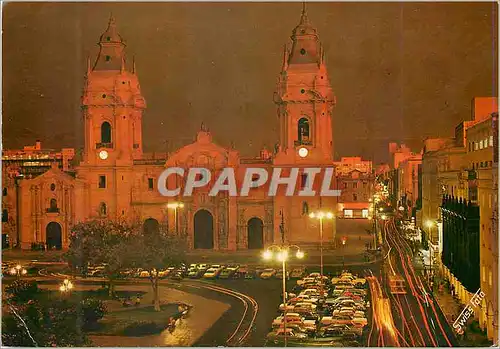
65, 220, 136, 296
5, 280, 40, 303
2, 297, 91, 347
129, 225, 187, 311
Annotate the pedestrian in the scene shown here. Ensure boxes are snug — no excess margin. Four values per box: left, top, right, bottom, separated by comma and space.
135, 294, 141, 306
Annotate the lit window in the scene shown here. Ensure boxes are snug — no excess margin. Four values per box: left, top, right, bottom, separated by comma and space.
490, 135, 494, 147
344, 209, 353, 218
475, 142, 478, 150
482, 266, 486, 282
362, 209, 369, 218
480, 140, 484, 149
489, 270, 492, 286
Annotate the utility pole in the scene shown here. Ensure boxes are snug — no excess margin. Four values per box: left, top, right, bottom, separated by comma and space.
280, 209, 285, 244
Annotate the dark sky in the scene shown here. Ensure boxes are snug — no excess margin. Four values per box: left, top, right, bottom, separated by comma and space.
3, 2, 498, 163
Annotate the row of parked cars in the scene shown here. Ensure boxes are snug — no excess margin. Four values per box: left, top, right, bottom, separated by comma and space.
85, 263, 308, 281
266, 271, 369, 346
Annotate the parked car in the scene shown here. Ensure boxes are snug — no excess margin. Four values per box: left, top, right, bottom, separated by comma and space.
290, 268, 306, 279
297, 277, 316, 286
351, 317, 368, 327
260, 268, 276, 279
219, 268, 237, 279
197, 264, 209, 271
203, 268, 221, 279
188, 268, 204, 278
278, 303, 295, 312
169, 271, 183, 280
266, 328, 308, 341
245, 270, 257, 279
275, 269, 290, 279
272, 313, 304, 327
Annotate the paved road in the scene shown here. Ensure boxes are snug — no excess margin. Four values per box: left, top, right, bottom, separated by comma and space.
381, 218, 458, 347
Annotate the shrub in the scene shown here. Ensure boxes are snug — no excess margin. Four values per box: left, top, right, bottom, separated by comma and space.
5, 280, 40, 303
122, 321, 165, 336
79, 298, 107, 330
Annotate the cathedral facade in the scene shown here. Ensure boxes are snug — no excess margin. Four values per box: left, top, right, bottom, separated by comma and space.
7, 9, 339, 251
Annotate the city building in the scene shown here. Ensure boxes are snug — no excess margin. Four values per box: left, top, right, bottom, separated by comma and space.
333, 157, 372, 176
336, 169, 374, 219
2, 142, 75, 247
2, 9, 339, 251
418, 97, 498, 342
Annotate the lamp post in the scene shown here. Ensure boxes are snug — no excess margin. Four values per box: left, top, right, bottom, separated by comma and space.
59, 278, 74, 294
425, 220, 436, 284
309, 211, 334, 284
9, 264, 27, 279
167, 202, 184, 234
263, 245, 304, 347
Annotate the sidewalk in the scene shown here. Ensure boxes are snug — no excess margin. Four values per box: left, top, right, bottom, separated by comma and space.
433, 280, 462, 325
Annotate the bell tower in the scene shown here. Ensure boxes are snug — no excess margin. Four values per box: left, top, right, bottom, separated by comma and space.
272, 5, 337, 246
81, 14, 146, 167
274, 4, 336, 164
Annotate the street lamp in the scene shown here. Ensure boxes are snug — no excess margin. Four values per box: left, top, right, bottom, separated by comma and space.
309, 211, 334, 282
424, 220, 436, 284
59, 279, 74, 294
262, 245, 304, 347
167, 202, 184, 234
9, 264, 27, 279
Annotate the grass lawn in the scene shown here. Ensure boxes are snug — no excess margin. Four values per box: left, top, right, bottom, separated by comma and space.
92, 303, 180, 337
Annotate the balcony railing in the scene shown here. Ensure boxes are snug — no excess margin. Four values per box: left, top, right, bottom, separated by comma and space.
96, 142, 113, 149
294, 140, 312, 146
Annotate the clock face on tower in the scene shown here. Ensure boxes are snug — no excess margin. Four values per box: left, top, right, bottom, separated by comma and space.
298, 147, 309, 158
99, 150, 109, 160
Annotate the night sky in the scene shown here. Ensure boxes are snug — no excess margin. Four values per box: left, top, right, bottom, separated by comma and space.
2, 2, 498, 163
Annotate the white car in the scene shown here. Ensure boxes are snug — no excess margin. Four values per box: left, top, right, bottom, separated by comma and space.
272, 314, 304, 327
295, 294, 319, 304
203, 268, 220, 279
352, 317, 368, 327
297, 277, 315, 286
278, 303, 295, 311
300, 288, 321, 297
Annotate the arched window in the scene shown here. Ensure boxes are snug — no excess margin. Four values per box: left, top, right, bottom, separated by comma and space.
101, 122, 112, 144
302, 201, 309, 215
298, 118, 310, 144
99, 202, 107, 216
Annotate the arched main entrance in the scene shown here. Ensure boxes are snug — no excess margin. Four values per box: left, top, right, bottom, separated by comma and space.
194, 210, 213, 249
247, 217, 264, 250
143, 218, 160, 235
46, 222, 62, 250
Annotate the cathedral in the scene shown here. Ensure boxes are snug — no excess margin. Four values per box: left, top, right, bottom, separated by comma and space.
5, 8, 340, 251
